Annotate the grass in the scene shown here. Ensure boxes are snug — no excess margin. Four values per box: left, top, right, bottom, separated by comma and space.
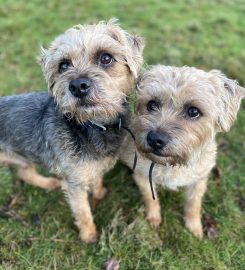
0, 0, 244, 269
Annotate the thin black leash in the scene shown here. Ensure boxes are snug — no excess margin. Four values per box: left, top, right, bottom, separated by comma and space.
120, 126, 138, 171
105, 118, 154, 200
149, 162, 156, 200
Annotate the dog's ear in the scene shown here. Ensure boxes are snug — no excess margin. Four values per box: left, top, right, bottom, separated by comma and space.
134, 71, 147, 113
107, 19, 144, 78
125, 33, 144, 78
134, 83, 141, 114
37, 46, 54, 93
210, 70, 245, 132
37, 46, 48, 74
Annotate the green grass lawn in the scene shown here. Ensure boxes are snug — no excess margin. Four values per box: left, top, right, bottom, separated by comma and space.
0, 0, 244, 269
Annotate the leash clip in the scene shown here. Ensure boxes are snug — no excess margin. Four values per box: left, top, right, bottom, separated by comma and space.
89, 120, 107, 131
118, 118, 122, 130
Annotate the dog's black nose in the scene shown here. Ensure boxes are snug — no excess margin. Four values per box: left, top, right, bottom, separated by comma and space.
69, 78, 92, 98
147, 131, 170, 150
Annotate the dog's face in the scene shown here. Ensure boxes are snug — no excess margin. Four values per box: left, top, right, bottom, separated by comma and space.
39, 19, 144, 122
133, 66, 244, 166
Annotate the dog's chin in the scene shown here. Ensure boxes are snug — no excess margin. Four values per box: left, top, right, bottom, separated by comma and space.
61, 93, 126, 123
147, 153, 179, 166
74, 103, 123, 124
79, 98, 96, 108
139, 148, 185, 166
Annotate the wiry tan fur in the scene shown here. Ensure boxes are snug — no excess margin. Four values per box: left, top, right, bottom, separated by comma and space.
0, 152, 60, 190
61, 157, 116, 243
39, 18, 144, 123
120, 65, 244, 238
38, 19, 143, 243
0, 19, 144, 243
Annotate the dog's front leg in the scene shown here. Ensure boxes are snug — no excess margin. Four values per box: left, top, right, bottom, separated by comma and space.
133, 171, 162, 229
62, 181, 98, 243
184, 178, 208, 239
92, 176, 107, 201
91, 176, 108, 210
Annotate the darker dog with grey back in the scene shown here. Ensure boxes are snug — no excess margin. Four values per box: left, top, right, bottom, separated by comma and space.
0, 19, 144, 243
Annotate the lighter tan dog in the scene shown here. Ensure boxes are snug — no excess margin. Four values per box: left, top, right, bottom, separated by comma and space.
120, 65, 244, 239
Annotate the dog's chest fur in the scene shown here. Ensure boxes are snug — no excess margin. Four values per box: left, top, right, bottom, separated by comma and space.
120, 138, 216, 190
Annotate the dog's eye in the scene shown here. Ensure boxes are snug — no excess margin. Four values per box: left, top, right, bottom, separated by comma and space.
187, 106, 201, 119
59, 60, 70, 73
99, 53, 114, 67
147, 100, 159, 112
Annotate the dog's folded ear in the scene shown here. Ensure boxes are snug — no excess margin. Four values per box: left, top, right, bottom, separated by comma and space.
107, 19, 144, 78
37, 46, 55, 93
37, 46, 48, 75
210, 70, 245, 132
125, 33, 144, 78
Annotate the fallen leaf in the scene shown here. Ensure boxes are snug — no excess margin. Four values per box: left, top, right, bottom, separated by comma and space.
237, 194, 245, 211
203, 215, 217, 240
0, 191, 27, 225
104, 257, 119, 270
0, 207, 26, 225
211, 165, 222, 184
8, 191, 22, 208
15, 88, 27, 94
30, 213, 41, 226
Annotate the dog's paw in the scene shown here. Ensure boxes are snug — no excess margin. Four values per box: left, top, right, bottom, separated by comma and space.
46, 177, 62, 190
94, 186, 108, 200
79, 225, 98, 244
146, 212, 162, 230
185, 218, 203, 239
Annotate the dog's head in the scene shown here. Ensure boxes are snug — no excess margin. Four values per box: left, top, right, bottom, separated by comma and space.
133, 65, 244, 166
38, 19, 144, 123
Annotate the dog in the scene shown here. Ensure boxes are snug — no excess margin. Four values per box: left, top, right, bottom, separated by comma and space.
0, 19, 144, 243
120, 65, 244, 239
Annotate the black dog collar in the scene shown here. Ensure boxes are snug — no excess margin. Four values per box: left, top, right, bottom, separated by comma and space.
85, 117, 122, 132
84, 116, 138, 171
64, 112, 137, 172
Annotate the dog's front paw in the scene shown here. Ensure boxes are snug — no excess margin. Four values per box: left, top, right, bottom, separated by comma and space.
94, 186, 108, 200
47, 177, 62, 190
79, 224, 98, 244
146, 211, 162, 230
185, 218, 203, 239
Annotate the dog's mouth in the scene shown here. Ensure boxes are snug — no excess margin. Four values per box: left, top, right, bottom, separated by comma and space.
79, 98, 96, 107
139, 148, 183, 166
148, 152, 174, 160
148, 153, 182, 166
141, 148, 173, 158
151, 149, 168, 157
